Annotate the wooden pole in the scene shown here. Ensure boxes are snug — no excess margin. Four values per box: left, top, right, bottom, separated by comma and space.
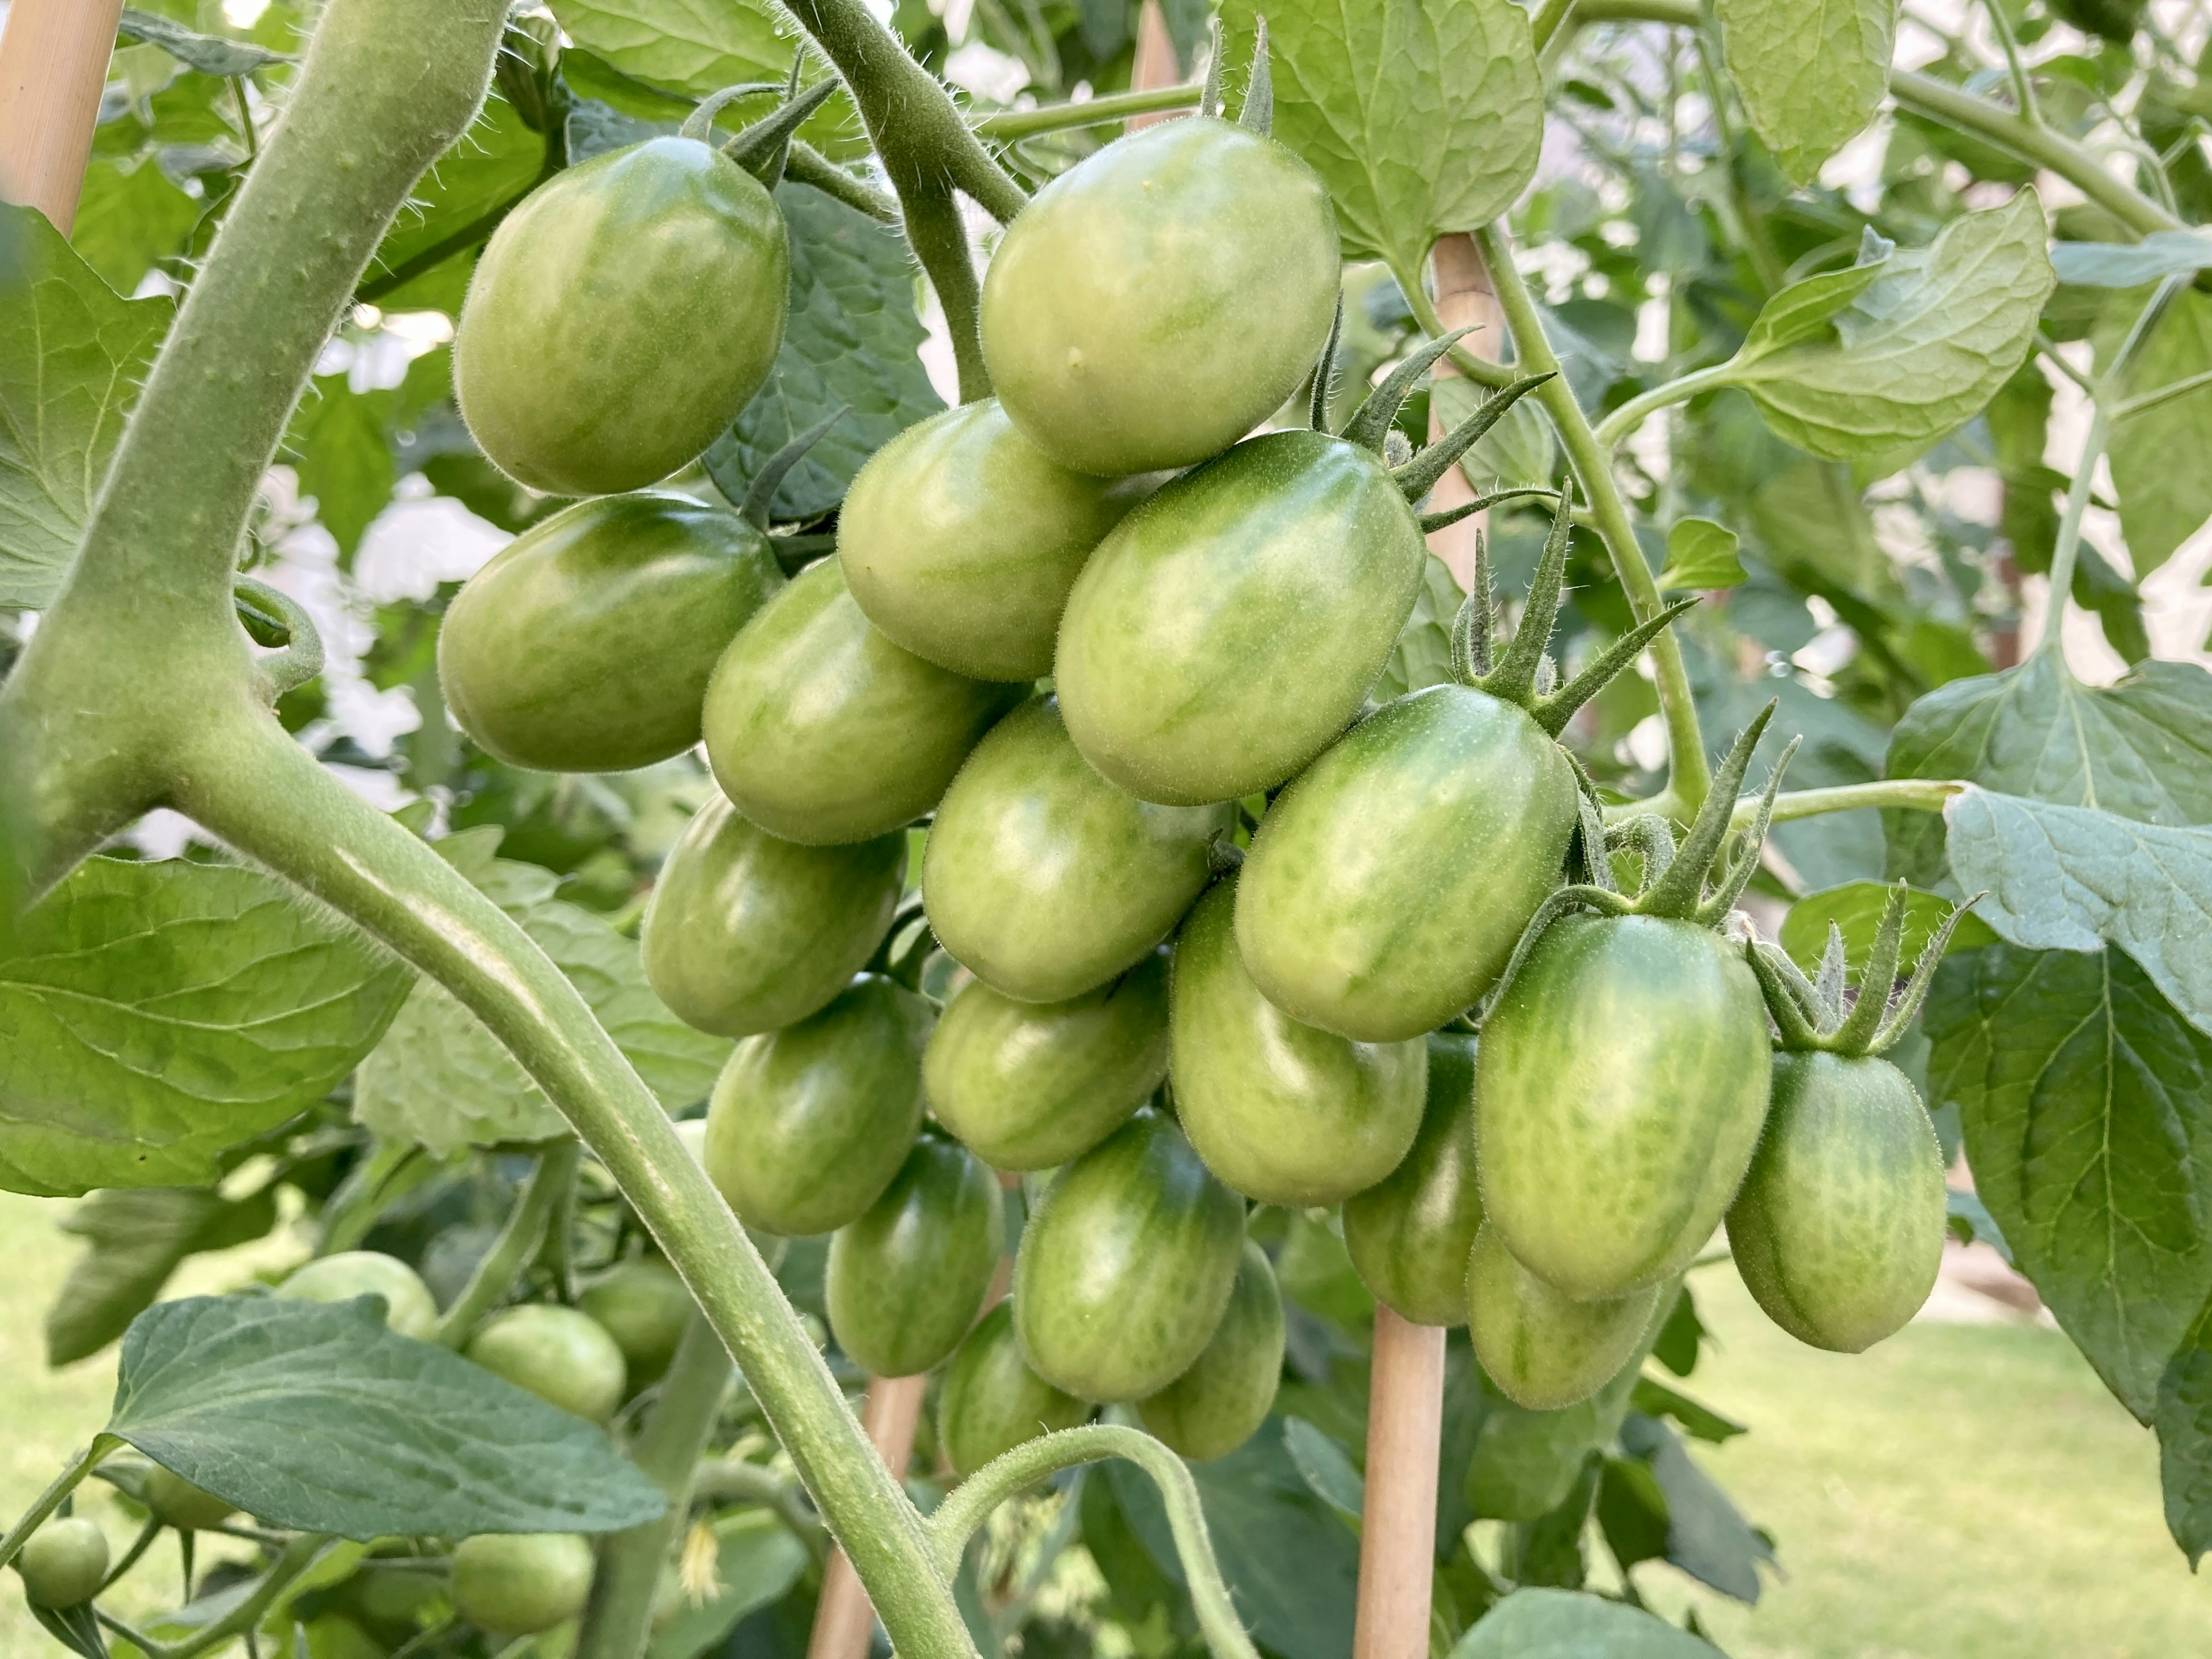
1422, 233, 1506, 591
1126, 0, 1183, 132
1353, 1309, 1448, 1659
805, 1373, 929, 1659
0, 0, 124, 234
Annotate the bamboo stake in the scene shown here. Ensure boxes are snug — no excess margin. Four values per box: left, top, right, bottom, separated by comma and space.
1125, 0, 1183, 131
1422, 233, 1506, 590
806, 1373, 930, 1659
1353, 1309, 1448, 1659
0, 0, 124, 234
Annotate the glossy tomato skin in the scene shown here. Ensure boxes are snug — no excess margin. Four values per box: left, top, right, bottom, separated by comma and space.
144, 1468, 236, 1531
1170, 880, 1426, 1206
18, 1518, 108, 1607
276, 1250, 440, 1342
1012, 1107, 1245, 1403
438, 494, 782, 774
450, 1533, 596, 1637
1134, 1240, 1284, 1461
703, 558, 1025, 846
1056, 431, 1426, 805
578, 1257, 694, 1385
1237, 687, 1578, 1041
923, 949, 1168, 1171
1465, 1225, 1657, 1411
981, 118, 1339, 476
455, 138, 788, 497
938, 1301, 1089, 1478
840, 402, 1143, 681
703, 976, 930, 1237
1728, 1052, 1945, 1353
1343, 1033, 1483, 1326
1477, 914, 1771, 1301
641, 792, 903, 1038
827, 1137, 1005, 1377
924, 698, 1230, 1001
465, 1304, 628, 1423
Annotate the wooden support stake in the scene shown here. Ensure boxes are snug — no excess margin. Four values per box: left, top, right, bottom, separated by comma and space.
1422, 233, 1506, 592
1353, 1309, 1448, 1659
806, 1372, 929, 1659
1126, 0, 1183, 131
0, 0, 125, 234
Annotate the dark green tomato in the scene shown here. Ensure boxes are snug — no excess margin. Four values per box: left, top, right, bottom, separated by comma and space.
438, 494, 782, 774
1169, 880, 1426, 1206
1134, 1240, 1284, 1462
1728, 1052, 1945, 1354
464, 1304, 628, 1423
703, 558, 1025, 846
18, 1517, 108, 1608
450, 1533, 596, 1637
840, 401, 1144, 681
454, 138, 789, 497
924, 698, 1232, 1001
980, 117, 1339, 477
641, 792, 904, 1037
1056, 431, 1426, 805
144, 1468, 236, 1531
578, 1257, 694, 1386
1012, 1107, 1245, 1403
1342, 1033, 1482, 1326
275, 1250, 438, 1342
1236, 687, 1578, 1041
1476, 914, 1771, 1301
703, 976, 930, 1237
923, 949, 1168, 1171
938, 1301, 1089, 1479
826, 1137, 1005, 1377
1465, 1225, 1658, 1412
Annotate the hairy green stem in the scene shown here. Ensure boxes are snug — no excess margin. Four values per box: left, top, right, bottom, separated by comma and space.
2114, 362, 2212, 419
1706, 778, 1964, 835
0, 1439, 116, 1574
785, 142, 902, 221
1590, 361, 1737, 450
975, 83, 1200, 138
691, 1460, 826, 1562
1530, 0, 1584, 53
434, 1141, 580, 1347
904, 187, 994, 402
158, 1535, 331, 1659
2039, 403, 2108, 658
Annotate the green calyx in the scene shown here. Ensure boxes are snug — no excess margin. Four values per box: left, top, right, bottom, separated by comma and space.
681, 63, 838, 186
1748, 882, 1981, 1058
733, 402, 849, 531
1197, 18, 1272, 132
1334, 325, 1554, 479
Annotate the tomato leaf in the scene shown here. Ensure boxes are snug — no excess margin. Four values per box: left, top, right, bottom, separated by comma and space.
547, 0, 794, 99
2102, 286, 2212, 577
1452, 1588, 1724, 1657
46, 1184, 280, 1366
1715, 0, 1895, 186
2051, 230, 2212, 287
70, 157, 201, 294
1281, 1416, 1363, 1531
1615, 1413, 1772, 1602
1372, 554, 1465, 703
1658, 518, 1746, 592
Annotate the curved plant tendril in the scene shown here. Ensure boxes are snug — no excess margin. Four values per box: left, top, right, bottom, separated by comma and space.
233, 577, 324, 700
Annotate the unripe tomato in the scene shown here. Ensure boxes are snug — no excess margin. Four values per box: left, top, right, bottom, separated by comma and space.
839, 402, 1144, 680
703, 558, 1024, 846
703, 977, 930, 1237
1236, 687, 1580, 1041
1343, 1033, 1482, 1326
1728, 1051, 1945, 1353
276, 1251, 439, 1342
980, 118, 1339, 476
465, 1304, 628, 1423
923, 699, 1231, 1001
578, 1257, 694, 1386
454, 138, 789, 497
923, 949, 1168, 1171
1056, 431, 1426, 805
438, 494, 782, 774
938, 1302, 1089, 1478
641, 792, 904, 1038
826, 1137, 1004, 1377
17, 1517, 108, 1608
1135, 1240, 1284, 1462
449, 1532, 595, 1637
1012, 1107, 1245, 1403
1169, 880, 1425, 1206
143, 1467, 236, 1531
1465, 1225, 1657, 1411
1477, 914, 1771, 1300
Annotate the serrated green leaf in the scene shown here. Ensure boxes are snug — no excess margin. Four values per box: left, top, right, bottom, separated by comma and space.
1372, 554, 1466, 703
291, 375, 395, 559
0, 857, 410, 1198
47, 1184, 279, 1365
1716, 0, 1895, 185
0, 203, 173, 609
1615, 1414, 1771, 1602
1659, 518, 1745, 592
548, 0, 794, 98
108, 1294, 668, 1537
1734, 239, 1890, 361
2104, 286, 2212, 576
1452, 1588, 1723, 1658
1628, 1378, 1746, 1445
2051, 230, 2212, 287
1778, 881, 1998, 972
116, 8, 290, 75
70, 157, 200, 294
648, 1508, 809, 1659
1219, 0, 1543, 276
2156, 1297, 2212, 1564
1281, 1416, 1364, 1530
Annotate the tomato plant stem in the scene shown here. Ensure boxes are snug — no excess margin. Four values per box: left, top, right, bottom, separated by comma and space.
1719, 778, 1964, 835
808, 1374, 929, 1659
974, 82, 1203, 138
1590, 361, 1738, 452
433, 1141, 580, 1348
1353, 1312, 1445, 1659
2039, 402, 2109, 660
0, 1435, 116, 1574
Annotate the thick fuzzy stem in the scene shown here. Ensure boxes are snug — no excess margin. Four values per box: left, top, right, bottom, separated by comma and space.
434, 1141, 579, 1347
808, 1374, 929, 1659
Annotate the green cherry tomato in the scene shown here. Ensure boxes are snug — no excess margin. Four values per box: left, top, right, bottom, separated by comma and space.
1343, 1033, 1483, 1326
144, 1467, 236, 1531
923, 949, 1168, 1171
923, 698, 1232, 1001
703, 558, 1025, 846
1465, 1224, 1658, 1412
641, 791, 904, 1038
980, 118, 1339, 476
703, 976, 930, 1237
17, 1517, 108, 1608
275, 1250, 439, 1342
454, 138, 789, 497
938, 1301, 1090, 1479
1134, 1239, 1285, 1462
1236, 687, 1580, 1041
1169, 880, 1426, 1207
1056, 431, 1426, 805
1477, 914, 1771, 1301
1728, 1051, 1945, 1353
827, 1137, 1005, 1377
438, 494, 783, 774
449, 1533, 596, 1637
578, 1257, 695, 1385
1012, 1107, 1246, 1403
465, 1304, 628, 1423
839, 401, 1146, 681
